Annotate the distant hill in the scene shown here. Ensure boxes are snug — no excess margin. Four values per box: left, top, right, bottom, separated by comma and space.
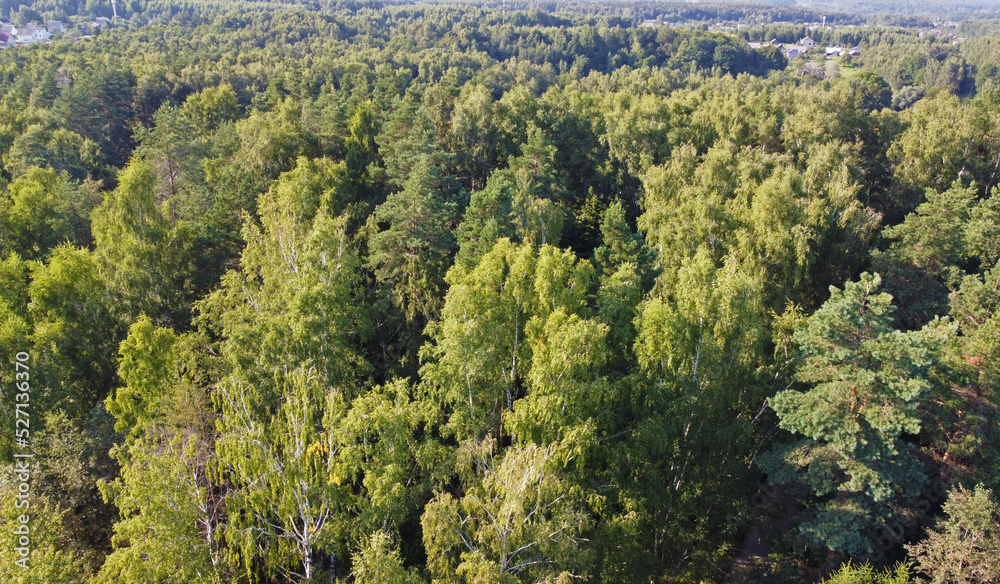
788, 0, 1000, 19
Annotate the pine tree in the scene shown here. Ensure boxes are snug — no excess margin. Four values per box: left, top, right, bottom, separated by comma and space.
762, 273, 954, 555
367, 156, 456, 322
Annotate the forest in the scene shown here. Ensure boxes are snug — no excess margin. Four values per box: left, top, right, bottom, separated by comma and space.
0, 0, 999, 583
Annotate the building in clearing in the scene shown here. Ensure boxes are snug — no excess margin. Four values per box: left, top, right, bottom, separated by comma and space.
12, 23, 52, 44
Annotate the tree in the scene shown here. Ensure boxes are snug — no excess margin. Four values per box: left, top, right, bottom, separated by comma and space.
504, 305, 608, 447
378, 89, 455, 195
331, 377, 451, 539
762, 273, 954, 556
422, 439, 593, 584
0, 254, 31, 426
181, 84, 242, 135
907, 485, 1000, 584
367, 156, 456, 322
447, 83, 500, 190
625, 248, 768, 580
455, 177, 515, 269
422, 240, 593, 441
105, 316, 182, 440
503, 128, 569, 248
0, 486, 90, 584
235, 99, 314, 188
33, 409, 119, 569
2, 124, 100, 181
197, 157, 369, 407
0, 168, 94, 261
352, 532, 422, 584
133, 105, 213, 221
95, 435, 224, 584
201, 156, 372, 580
593, 200, 657, 288
852, 72, 893, 112
28, 245, 118, 421
890, 91, 1000, 197
345, 100, 380, 185
52, 61, 136, 169
950, 263, 1000, 392
98, 311, 224, 583
822, 561, 913, 584
91, 160, 196, 327
217, 370, 342, 582
881, 182, 977, 289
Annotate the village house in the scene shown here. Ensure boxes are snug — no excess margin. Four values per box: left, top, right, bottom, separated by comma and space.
47, 20, 64, 35
800, 36, 816, 47
748, 39, 809, 60
11, 23, 52, 44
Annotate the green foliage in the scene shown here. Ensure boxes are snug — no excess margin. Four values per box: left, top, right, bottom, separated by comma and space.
197, 156, 369, 406
181, 84, 242, 134
217, 370, 341, 582
0, 167, 94, 260
422, 438, 592, 584
763, 273, 954, 555
906, 485, 1000, 584
0, 254, 30, 388
593, 200, 657, 288
105, 316, 180, 439
0, 4, 999, 582
29, 245, 118, 420
0, 485, 90, 584
367, 156, 456, 322
2, 124, 100, 180
423, 239, 593, 441
96, 435, 223, 584
352, 532, 422, 584
33, 409, 119, 569
91, 160, 196, 327
881, 183, 978, 288
822, 561, 913, 584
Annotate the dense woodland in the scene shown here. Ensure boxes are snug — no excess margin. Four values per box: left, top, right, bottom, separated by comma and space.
1, 1, 1000, 583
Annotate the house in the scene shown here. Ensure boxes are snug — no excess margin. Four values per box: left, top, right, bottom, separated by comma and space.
799, 36, 816, 47
825, 47, 842, 57
769, 38, 781, 45
0, 23, 13, 36
12, 23, 52, 44
93, 17, 111, 29
784, 48, 802, 60
47, 20, 63, 35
